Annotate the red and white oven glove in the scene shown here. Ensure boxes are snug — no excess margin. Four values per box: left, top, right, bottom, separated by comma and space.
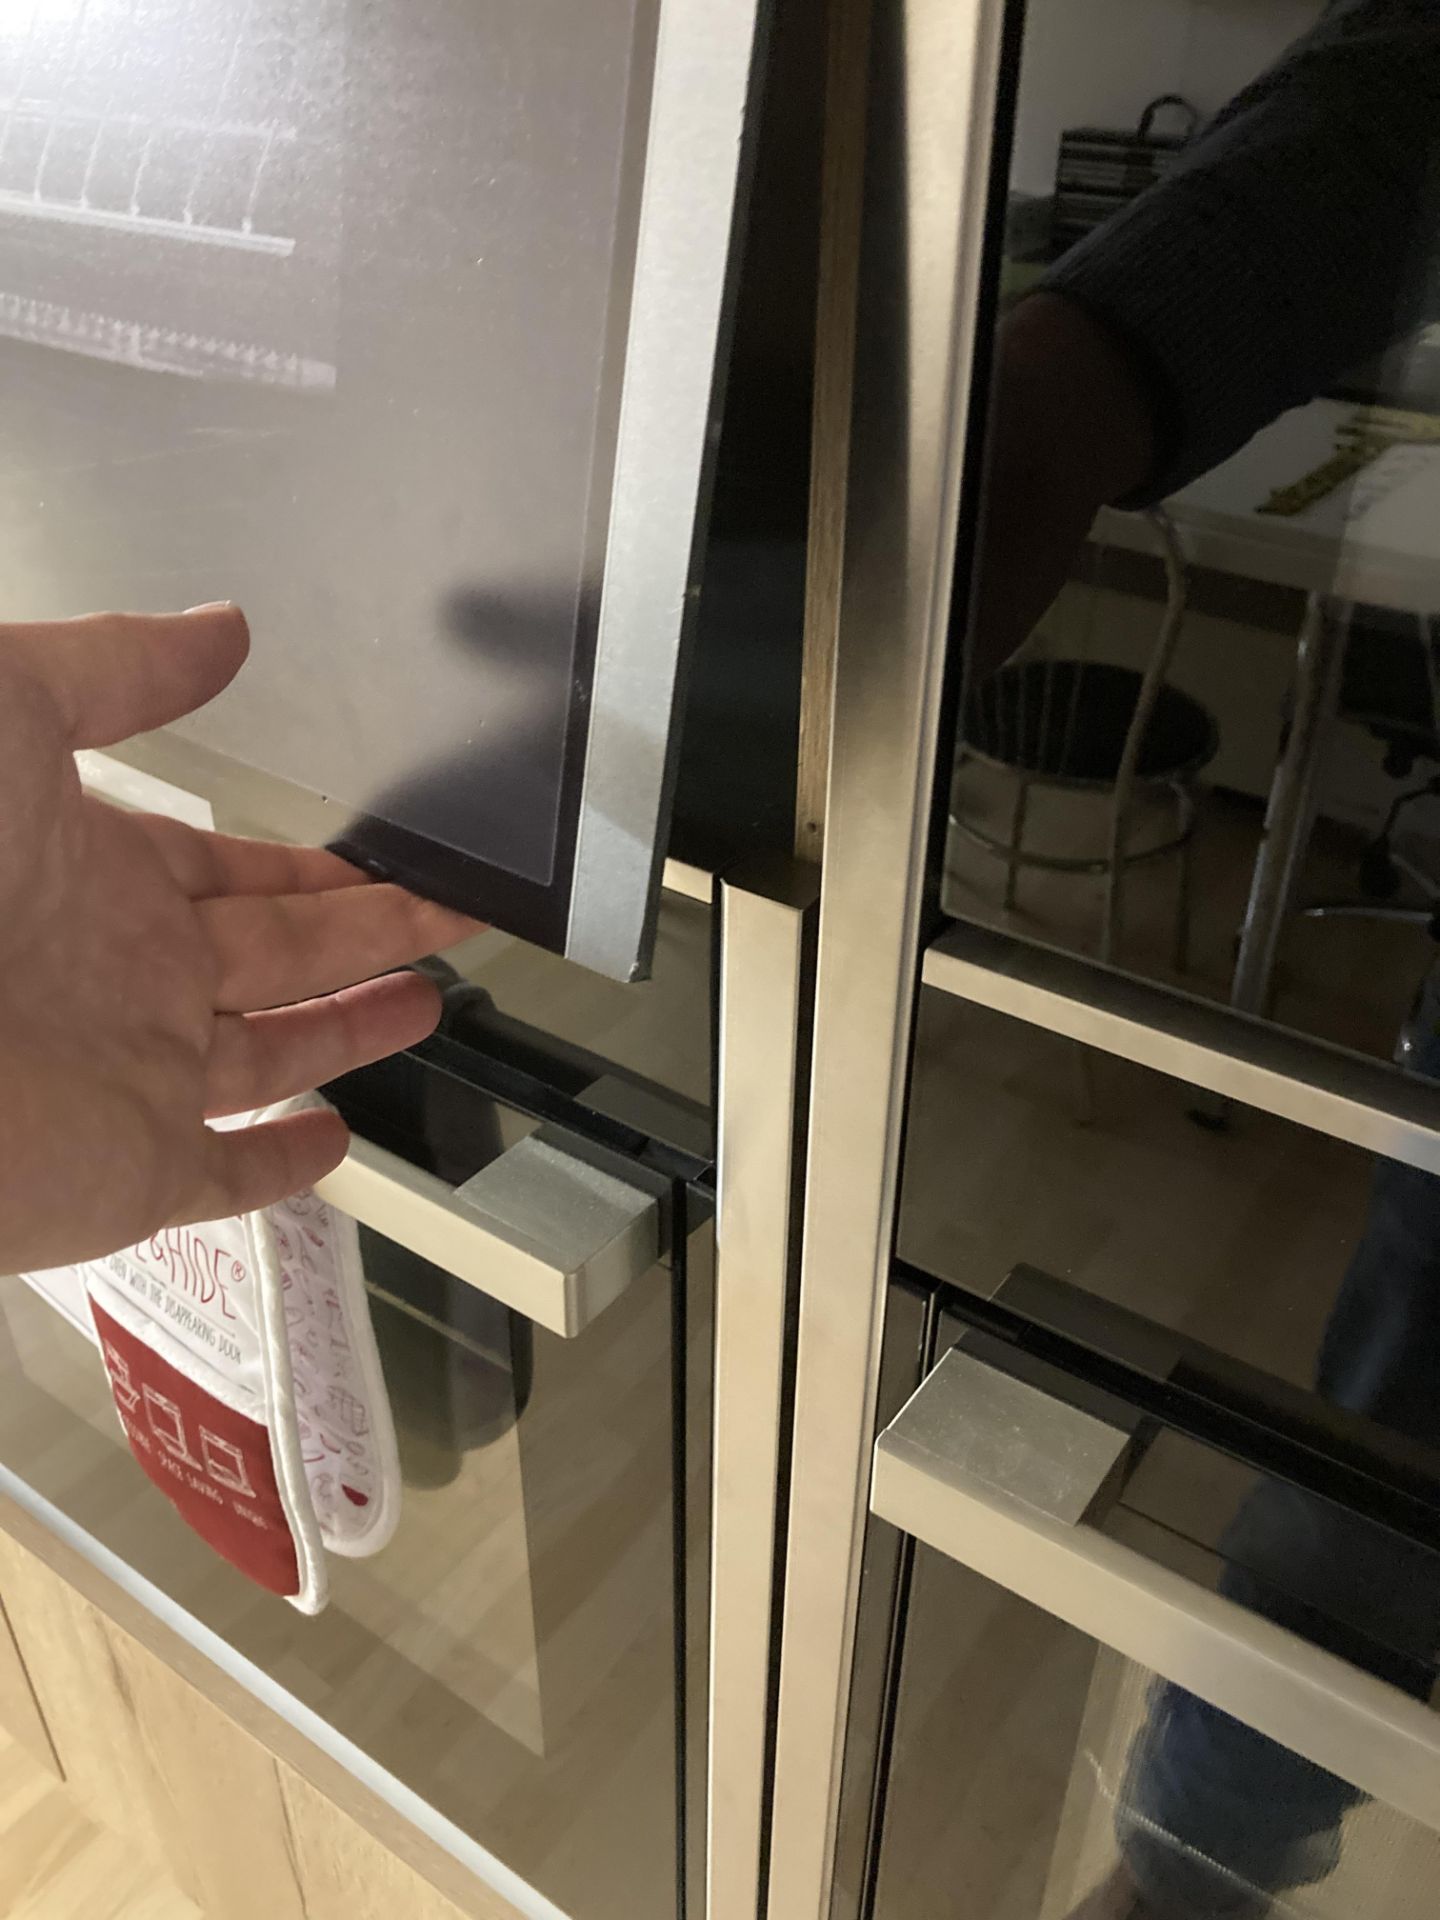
21, 1097, 400, 1613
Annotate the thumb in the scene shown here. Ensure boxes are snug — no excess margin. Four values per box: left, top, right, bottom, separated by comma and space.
2, 604, 249, 748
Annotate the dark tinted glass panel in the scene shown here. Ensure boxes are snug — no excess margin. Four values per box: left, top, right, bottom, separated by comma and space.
846, 1302, 1440, 1920
867, 1547, 1440, 1920
951, 0, 1440, 1065
903, 987, 1440, 1479
839, 1281, 1440, 1920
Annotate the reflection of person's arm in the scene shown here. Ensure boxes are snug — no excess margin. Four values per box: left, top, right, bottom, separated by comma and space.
970, 0, 1440, 675
1044, 0, 1440, 501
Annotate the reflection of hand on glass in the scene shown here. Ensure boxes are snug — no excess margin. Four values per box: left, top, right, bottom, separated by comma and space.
0, 605, 475, 1275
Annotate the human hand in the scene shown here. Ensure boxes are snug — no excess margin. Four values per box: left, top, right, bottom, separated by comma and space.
0, 605, 477, 1272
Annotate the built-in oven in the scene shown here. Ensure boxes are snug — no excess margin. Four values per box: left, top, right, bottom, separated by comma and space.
762, 0, 1440, 1914
0, 0, 823, 1908
842, 1268, 1440, 1920
13, 0, 1440, 1913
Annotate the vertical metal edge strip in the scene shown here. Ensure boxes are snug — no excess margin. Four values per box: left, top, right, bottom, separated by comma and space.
565, 0, 765, 979
662, 857, 718, 906
764, 0, 1009, 1912
709, 862, 819, 1920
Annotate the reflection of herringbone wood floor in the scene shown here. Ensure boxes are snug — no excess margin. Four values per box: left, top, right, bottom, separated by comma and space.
0, 1725, 199, 1920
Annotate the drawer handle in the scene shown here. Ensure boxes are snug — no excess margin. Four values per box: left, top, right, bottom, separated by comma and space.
314, 1132, 660, 1338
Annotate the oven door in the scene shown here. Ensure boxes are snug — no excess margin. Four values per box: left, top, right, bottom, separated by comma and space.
0, 0, 763, 978
851, 1256, 1440, 1920
0, 1002, 715, 1920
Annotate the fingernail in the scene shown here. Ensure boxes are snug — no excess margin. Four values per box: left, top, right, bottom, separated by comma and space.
183, 600, 237, 614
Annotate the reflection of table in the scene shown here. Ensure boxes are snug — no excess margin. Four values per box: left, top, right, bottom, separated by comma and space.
1096, 399, 1440, 1018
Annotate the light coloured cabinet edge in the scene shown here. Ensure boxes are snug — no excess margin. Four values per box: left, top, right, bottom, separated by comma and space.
0, 1491, 528, 1920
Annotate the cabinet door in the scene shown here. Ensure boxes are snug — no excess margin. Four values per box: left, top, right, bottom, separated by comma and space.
0, 1526, 518, 1920
0, 1589, 60, 1780
0, 1526, 307, 1919
0, 0, 762, 978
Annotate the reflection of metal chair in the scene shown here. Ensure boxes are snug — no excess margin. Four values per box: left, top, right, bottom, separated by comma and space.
953, 510, 1217, 968
1304, 611, 1440, 934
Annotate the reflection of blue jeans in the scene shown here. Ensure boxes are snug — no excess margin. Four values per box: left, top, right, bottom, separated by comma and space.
1120, 967, 1440, 1917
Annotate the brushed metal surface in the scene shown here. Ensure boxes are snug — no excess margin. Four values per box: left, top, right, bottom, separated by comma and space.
765, 0, 1011, 1910
567, 0, 767, 977
708, 860, 818, 1920
314, 1132, 660, 1339
876, 1346, 1135, 1534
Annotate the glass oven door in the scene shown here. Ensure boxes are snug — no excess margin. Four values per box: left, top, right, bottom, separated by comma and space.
0, 992, 714, 1920
856, 1263, 1440, 1920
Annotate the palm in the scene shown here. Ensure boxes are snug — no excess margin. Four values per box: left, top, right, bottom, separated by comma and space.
0, 609, 473, 1271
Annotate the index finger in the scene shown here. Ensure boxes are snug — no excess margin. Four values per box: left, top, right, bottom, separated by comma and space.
1, 604, 249, 747
131, 812, 367, 900
200, 882, 478, 1012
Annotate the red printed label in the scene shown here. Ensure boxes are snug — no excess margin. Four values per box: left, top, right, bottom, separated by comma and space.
91, 1302, 300, 1598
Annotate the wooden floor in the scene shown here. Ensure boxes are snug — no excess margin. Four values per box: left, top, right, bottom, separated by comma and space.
0, 1726, 199, 1920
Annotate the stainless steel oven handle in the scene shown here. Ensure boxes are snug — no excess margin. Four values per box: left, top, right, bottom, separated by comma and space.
923, 920, 1440, 1175
313, 1132, 660, 1339
871, 1343, 1440, 1833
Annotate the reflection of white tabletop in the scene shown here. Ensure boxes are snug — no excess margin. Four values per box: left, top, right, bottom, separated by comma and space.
1097, 398, 1440, 615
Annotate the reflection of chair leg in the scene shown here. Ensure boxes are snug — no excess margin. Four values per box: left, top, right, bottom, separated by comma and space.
1004, 776, 1031, 911
1174, 816, 1196, 976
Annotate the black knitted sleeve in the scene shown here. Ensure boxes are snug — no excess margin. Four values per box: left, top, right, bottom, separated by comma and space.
1040, 0, 1440, 503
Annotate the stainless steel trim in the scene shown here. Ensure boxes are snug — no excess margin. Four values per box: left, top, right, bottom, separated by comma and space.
709, 860, 818, 1920
766, 0, 1009, 1910
827, 1285, 935, 1920
921, 1343, 1138, 1526
923, 920, 1440, 1174
313, 1132, 660, 1339
872, 1351, 1440, 1833
566, 0, 765, 978
662, 857, 717, 906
